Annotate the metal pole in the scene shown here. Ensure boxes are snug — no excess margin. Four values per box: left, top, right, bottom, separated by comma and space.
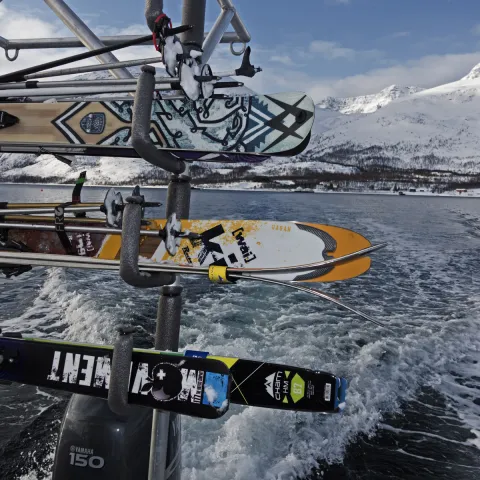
25, 57, 163, 80
202, 7, 235, 63
145, 0, 165, 33
219, 0, 251, 43
0, 32, 243, 53
43, 0, 134, 80
146, 1, 200, 477
181, 0, 206, 45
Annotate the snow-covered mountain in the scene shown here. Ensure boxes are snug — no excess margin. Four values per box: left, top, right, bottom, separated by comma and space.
298, 63, 480, 174
316, 85, 424, 115
2, 63, 480, 185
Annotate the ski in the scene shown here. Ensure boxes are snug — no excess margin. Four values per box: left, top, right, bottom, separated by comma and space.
0, 334, 347, 414
0, 334, 229, 419
0, 218, 380, 283
0, 92, 315, 159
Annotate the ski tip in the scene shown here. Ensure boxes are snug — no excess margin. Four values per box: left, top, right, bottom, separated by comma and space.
334, 377, 348, 412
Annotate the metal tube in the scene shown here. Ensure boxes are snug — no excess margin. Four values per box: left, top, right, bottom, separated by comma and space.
44, 0, 133, 81
131, 66, 185, 174
148, 412, 171, 478
166, 176, 191, 219
148, 1, 204, 477
201, 7, 235, 64
0, 82, 184, 97
25, 57, 164, 80
2, 32, 243, 51
218, 0, 251, 43
3, 76, 184, 90
0, 206, 101, 215
181, 0, 206, 45
145, 0, 165, 33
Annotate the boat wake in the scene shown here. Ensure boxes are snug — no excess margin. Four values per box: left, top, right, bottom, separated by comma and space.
2, 190, 480, 479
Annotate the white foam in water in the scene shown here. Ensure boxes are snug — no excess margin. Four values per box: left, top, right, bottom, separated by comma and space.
6, 193, 480, 479
3, 267, 131, 344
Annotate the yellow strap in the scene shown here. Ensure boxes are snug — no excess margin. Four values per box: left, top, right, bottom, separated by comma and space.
208, 265, 231, 284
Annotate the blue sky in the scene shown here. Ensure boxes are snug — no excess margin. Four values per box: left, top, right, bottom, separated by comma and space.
3, 0, 480, 100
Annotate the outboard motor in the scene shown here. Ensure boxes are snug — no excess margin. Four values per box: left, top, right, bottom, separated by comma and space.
52, 395, 181, 479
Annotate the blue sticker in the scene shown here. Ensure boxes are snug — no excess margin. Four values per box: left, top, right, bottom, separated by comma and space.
184, 350, 209, 358
202, 372, 229, 408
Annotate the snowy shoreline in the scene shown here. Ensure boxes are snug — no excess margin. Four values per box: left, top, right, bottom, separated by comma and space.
1, 181, 479, 198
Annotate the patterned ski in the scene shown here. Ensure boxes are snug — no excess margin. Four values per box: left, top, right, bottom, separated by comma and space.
0, 93, 314, 160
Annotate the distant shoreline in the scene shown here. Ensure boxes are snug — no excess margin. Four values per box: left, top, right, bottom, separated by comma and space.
1, 182, 478, 198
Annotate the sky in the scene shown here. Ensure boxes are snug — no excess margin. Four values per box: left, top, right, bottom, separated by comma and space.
2, 0, 480, 101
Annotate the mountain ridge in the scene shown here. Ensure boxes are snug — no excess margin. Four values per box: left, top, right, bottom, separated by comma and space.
1, 63, 480, 187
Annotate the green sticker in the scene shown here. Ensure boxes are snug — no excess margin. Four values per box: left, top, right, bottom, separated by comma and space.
285, 371, 290, 378
290, 374, 305, 403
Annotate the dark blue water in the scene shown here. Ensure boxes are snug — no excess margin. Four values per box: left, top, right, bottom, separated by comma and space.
1, 184, 480, 479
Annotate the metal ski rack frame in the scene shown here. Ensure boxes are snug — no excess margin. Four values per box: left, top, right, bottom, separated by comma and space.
0, 0, 251, 63
1, 1, 250, 479
43, 0, 134, 81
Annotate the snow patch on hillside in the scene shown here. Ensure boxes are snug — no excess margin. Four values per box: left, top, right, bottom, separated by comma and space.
3, 63, 480, 183
316, 85, 424, 115
300, 63, 480, 174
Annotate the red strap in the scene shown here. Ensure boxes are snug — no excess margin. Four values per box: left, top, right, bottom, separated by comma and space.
152, 14, 173, 52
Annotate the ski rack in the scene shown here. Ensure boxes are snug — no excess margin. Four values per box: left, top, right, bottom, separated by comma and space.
108, 327, 136, 416
131, 65, 186, 174
0, 1, 252, 479
119, 193, 175, 288
0, 0, 251, 63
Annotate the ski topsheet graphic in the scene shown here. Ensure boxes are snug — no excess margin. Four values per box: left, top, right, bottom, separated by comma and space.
0, 336, 230, 419
2, 218, 374, 283
0, 335, 347, 415
0, 92, 315, 160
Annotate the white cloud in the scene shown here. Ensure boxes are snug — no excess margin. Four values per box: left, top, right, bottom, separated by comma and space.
307, 52, 480, 101
471, 24, 480, 36
309, 40, 383, 61
390, 31, 411, 38
270, 55, 295, 66
0, 4, 82, 77
309, 40, 355, 59
0, 5, 157, 79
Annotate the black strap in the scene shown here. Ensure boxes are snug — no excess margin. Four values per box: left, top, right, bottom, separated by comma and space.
72, 171, 87, 203
54, 205, 75, 255
72, 171, 87, 218
38, 146, 72, 166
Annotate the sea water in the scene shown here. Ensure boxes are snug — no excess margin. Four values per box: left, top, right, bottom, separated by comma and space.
0, 184, 479, 479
